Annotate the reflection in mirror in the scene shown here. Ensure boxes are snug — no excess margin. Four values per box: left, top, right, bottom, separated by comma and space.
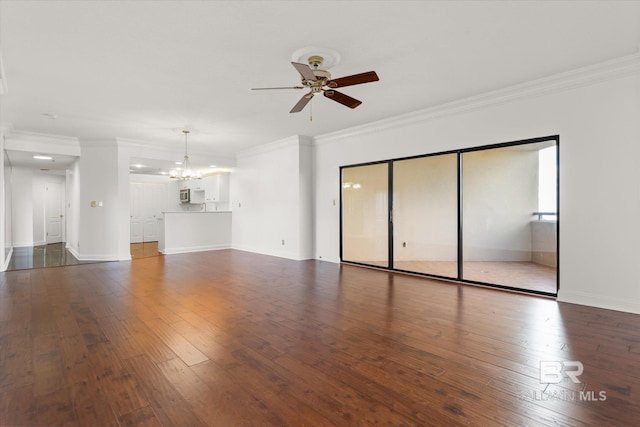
342, 163, 389, 267
462, 141, 557, 293
393, 154, 458, 278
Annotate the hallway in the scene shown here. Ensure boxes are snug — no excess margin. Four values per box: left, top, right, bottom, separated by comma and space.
5, 243, 85, 271
6, 242, 161, 271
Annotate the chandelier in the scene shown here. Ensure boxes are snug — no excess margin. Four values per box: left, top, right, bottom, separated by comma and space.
170, 130, 202, 180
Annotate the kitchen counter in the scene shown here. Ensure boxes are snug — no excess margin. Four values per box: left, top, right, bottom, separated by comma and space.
159, 211, 232, 254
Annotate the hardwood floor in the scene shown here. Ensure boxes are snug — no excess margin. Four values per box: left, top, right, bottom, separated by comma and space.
6, 242, 161, 272
1, 249, 639, 426
130, 242, 161, 260
6, 243, 88, 271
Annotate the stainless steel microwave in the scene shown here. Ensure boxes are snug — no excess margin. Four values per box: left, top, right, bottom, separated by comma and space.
180, 188, 190, 203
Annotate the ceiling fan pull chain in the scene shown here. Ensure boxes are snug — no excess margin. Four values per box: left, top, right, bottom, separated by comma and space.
309, 97, 313, 122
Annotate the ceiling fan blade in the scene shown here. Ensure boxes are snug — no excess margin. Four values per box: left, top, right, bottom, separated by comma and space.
291, 62, 317, 81
290, 93, 314, 113
327, 71, 379, 88
323, 90, 362, 109
251, 86, 304, 90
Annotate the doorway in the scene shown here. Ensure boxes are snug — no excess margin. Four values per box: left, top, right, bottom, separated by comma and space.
340, 136, 559, 296
45, 181, 64, 244
130, 182, 165, 258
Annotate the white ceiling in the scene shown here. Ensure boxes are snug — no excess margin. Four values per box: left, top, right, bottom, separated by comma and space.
1, 1, 640, 164
4, 149, 76, 174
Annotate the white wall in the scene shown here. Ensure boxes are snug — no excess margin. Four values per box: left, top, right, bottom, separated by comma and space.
231, 135, 313, 260
130, 173, 178, 212
341, 163, 389, 263
10, 167, 34, 247
393, 154, 458, 262
162, 212, 231, 254
313, 59, 640, 313
66, 160, 80, 253
7, 168, 67, 248
76, 140, 126, 260
0, 131, 80, 258
32, 175, 45, 245
298, 138, 314, 260
3, 159, 9, 258
0, 127, 11, 270
463, 148, 538, 261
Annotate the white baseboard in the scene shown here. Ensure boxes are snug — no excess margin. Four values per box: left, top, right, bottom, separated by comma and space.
231, 244, 313, 261
67, 245, 131, 262
74, 254, 121, 261
557, 289, 640, 315
1, 247, 13, 271
316, 256, 340, 264
12, 242, 35, 248
12, 241, 50, 248
67, 246, 80, 259
161, 244, 231, 255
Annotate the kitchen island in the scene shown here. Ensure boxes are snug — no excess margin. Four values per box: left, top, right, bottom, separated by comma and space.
159, 211, 232, 255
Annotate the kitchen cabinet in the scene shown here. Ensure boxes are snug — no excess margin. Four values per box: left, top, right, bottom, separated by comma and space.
178, 180, 205, 204
203, 173, 230, 202
189, 182, 205, 192
190, 188, 205, 204
177, 173, 229, 204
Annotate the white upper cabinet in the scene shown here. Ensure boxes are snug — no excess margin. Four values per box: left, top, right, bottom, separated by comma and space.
202, 173, 230, 202
218, 173, 230, 202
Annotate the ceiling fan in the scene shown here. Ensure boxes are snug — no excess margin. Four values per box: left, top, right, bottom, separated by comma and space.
252, 55, 379, 113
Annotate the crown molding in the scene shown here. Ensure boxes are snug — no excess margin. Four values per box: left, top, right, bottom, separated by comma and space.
298, 135, 313, 147
236, 135, 308, 159
8, 129, 79, 145
117, 137, 175, 156
79, 138, 118, 149
6, 129, 81, 155
0, 123, 13, 136
314, 52, 640, 146
117, 137, 236, 164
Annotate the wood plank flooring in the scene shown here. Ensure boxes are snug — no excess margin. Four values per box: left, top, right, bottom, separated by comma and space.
6, 243, 87, 271
7, 242, 161, 272
1, 249, 639, 426
130, 242, 161, 260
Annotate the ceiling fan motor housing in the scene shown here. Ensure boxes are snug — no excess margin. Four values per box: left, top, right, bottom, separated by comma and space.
302, 55, 331, 83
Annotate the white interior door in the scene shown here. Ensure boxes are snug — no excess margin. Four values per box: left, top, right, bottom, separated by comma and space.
142, 185, 156, 242
144, 184, 165, 242
45, 182, 64, 244
130, 183, 143, 243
